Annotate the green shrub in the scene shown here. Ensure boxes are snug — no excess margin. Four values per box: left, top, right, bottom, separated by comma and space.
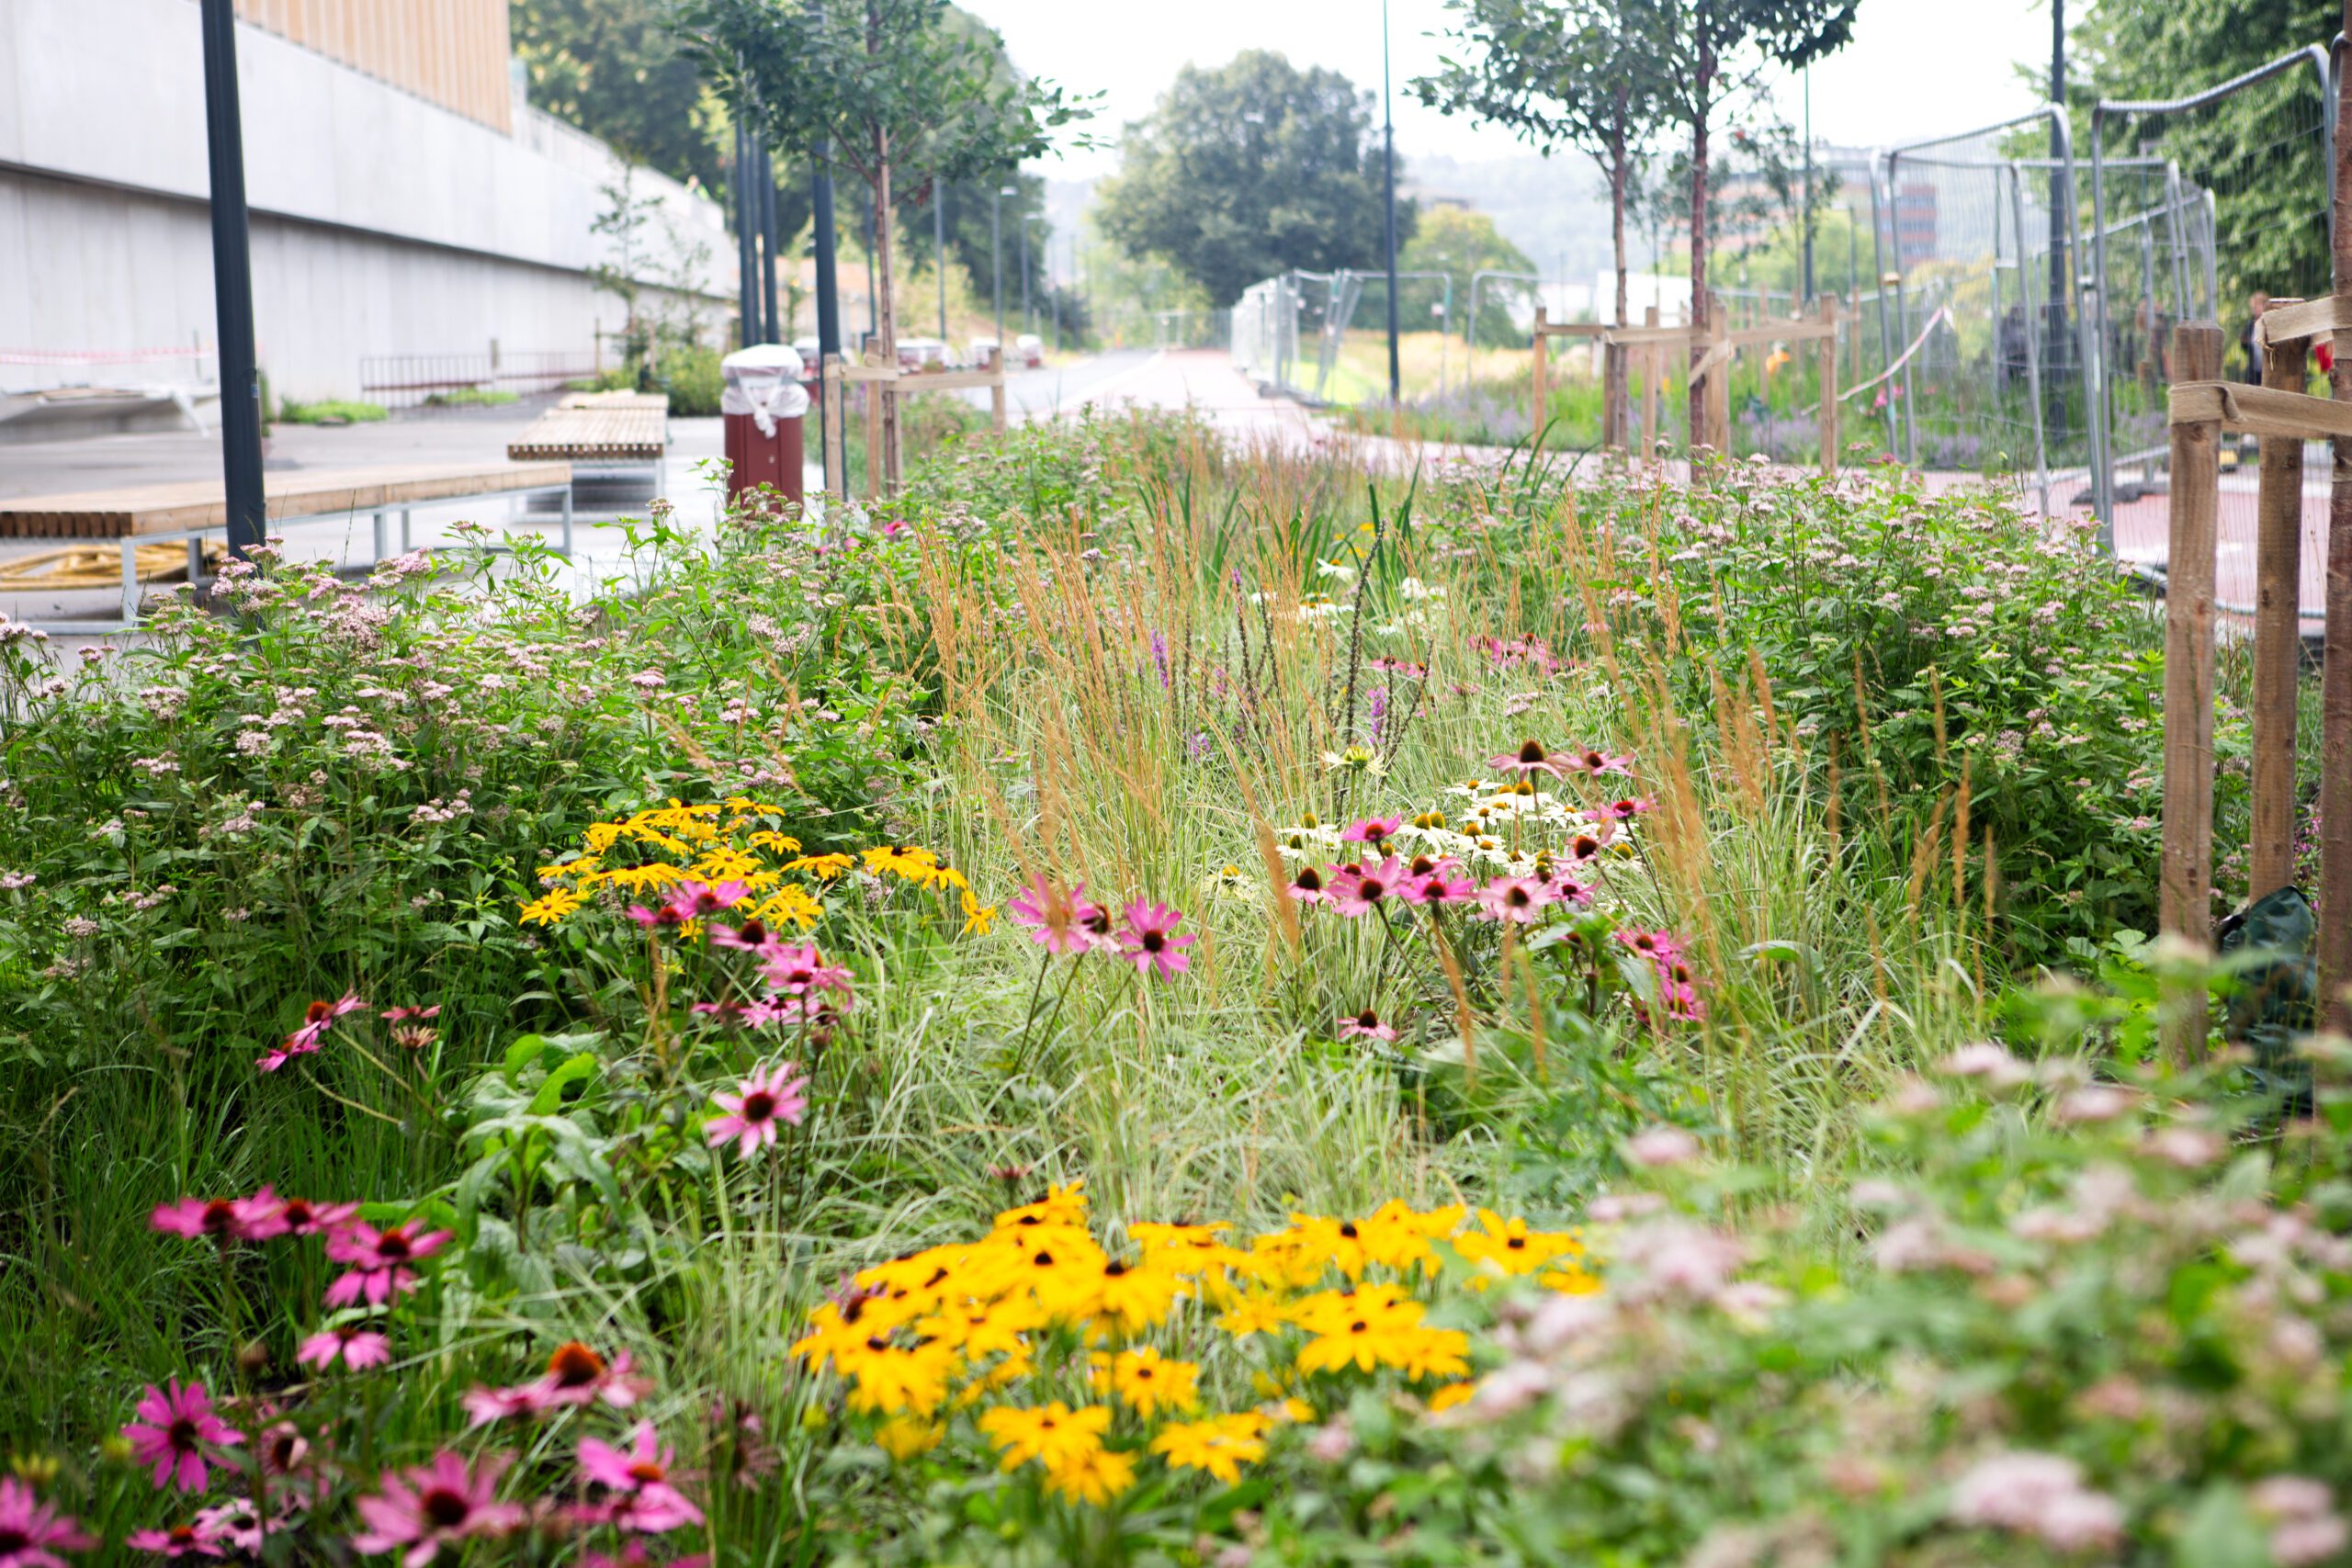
276, 397, 389, 424
420, 387, 519, 408
660, 344, 723, 417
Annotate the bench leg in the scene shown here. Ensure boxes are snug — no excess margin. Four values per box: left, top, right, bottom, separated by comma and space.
561, 484, 574, 556
371, 510, 388, 565
187, 537, 203, 591
120, 538, 139, 629
401, 508, 413, 554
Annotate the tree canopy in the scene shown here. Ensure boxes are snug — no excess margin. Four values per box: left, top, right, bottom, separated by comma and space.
1094, 51, 1415, 308
1398, 206, 1536, 343
512, 0, 732, 194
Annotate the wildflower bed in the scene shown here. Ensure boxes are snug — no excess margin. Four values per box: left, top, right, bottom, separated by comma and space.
0, 414, 2343, 1566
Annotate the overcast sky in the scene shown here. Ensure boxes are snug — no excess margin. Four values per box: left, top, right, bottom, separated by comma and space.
971, 0, 2062, 182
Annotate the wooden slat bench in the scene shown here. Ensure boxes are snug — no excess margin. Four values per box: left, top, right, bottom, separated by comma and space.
506, 390, 669, 493
0, 461, 573, 630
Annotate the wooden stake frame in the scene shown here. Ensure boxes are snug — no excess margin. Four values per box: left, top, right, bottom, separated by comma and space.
821, 348, 1008, 501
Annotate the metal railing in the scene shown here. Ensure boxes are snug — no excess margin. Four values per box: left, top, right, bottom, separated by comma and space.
356, 351, 598, 411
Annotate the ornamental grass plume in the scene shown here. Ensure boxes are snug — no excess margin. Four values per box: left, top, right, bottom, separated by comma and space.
121, 1381, 243, 1493
0, 1475, 93, 1567
350, 1450, 525, 1564
705, 1063, 808, 1157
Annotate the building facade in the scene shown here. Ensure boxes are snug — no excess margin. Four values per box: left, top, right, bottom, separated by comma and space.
0, 0, 734, 406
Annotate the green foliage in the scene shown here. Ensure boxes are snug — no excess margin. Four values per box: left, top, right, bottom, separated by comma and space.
1095, 51, 1416, 307
420, 388, 521, 408
511, 0, 731, 192
1397, 206, 1536, 345
275, 398, 389, 425
658, 343, 724, 417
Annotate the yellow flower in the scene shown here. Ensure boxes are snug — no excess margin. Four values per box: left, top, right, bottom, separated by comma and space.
518, 887, 584, 927
1453, 1209, 1584, 1285
1090, 1257, 1182, 1335
1427, 1382, 1476, 1414
746, 830, 805, 854
1392, 1326, 1471, 1382
836, 1339, 957, 1416
784, 852, 856, 880
1293, 1284, 1429, 1375
1089, 1347, 1200, 1420
1216, 1292, 1293, 1340
978, 1402, 1109, 1471
1541, 1260, 1604, 1294
583, 822, 625, 854
874, 1416, 942, 1460
753, 885, 825, 931
1042, 1445, 1136, 1506
994, 1180, 1089, 1232
961, 891, 997, 937
1150, 1413, 1267, 1484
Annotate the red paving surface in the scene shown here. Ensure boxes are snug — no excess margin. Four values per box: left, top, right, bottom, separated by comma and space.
2105, 460, 2330, 628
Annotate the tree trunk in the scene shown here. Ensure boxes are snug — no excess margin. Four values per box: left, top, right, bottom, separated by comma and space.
867, 0, 902, 492
1687, 27, 1714, 457
1609, 87, 1631, 446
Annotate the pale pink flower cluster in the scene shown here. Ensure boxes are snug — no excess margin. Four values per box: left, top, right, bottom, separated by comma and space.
1947, 1451, 2124, 1552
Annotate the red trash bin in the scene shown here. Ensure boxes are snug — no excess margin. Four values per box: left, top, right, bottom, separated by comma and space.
719, 344, 809, 510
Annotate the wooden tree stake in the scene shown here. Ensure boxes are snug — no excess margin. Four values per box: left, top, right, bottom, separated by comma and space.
1643, 304, 1661, 457
2251, 309, 2309, 897
2160, 321, 2224, 1066
1817, 295, 1840, 476
2325, 0, 2352, 1031
1532, 304, 1550, 448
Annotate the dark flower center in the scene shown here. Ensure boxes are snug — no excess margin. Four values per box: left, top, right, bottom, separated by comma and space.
1584, 751, 1606, 770
1409, 855, 1436, 876
1517, 739, 1544, 764
737, 919, 768, 944
1141, 931, 1165, 953
1360, 877, 1386, 900
1363, 824, 1389, 844
1508, 1235, 1527, 1250
1031, 1251, 1057, 1269
1574, 836, 1599, 859
0, 1528, 28, 1553
1507, 887, 1531, 908
421, 1488, 471, 1529
168, 1417, 200, 1450
1295, 867, 1324, 892
1349, 1320, 1369, 1334
1338, 1222, 1358, 1239
548, 1341, 605, 1385
742, 1091, 778, 1122
1357, 1010, 1380, 1028
376, 1232, 412, 1261
202, 1200, 238, 1234
1135, 1367, 1153, 1380
304, 1001, 333, 1025
628, 1461, 666, 1483
282, 1200, 315, 1225
1103, 1261, 1128, 1277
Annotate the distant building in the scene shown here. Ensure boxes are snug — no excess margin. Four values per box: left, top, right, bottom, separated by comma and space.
1, 0, 734, 412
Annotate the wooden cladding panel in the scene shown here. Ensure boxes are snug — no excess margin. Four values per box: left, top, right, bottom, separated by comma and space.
228, 0, 512, 134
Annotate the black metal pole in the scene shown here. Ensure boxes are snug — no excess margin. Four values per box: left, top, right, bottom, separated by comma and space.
736, 120, 758, 349
759, 141, 782, 345
1381, 0, 1400, 404
198, 0, 265, 562
812, 139, 842, 489
1802, 68, 1815, 303
2047, 0, 2070, 441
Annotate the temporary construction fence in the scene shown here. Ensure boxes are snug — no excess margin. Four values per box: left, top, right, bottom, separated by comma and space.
2087, 43, 2335, 619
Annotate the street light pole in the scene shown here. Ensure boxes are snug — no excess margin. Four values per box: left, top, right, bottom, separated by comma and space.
198, 0, 265, 561
759, 139, 781, 345
1381, 0, 1401, 405
811, 139, 842, 490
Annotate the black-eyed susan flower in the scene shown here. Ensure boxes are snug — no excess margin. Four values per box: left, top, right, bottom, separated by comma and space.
977, 1402, 1108, 1472
1090, 1347, 1199, 1420
1149, 1412, 1268, 1484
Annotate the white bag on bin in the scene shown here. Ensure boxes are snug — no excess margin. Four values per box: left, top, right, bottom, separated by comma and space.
720, 344, 811, 437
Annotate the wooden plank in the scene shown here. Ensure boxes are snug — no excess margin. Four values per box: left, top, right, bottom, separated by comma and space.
1703, 296, 1731, 457
822, 355, 847, 495
1535, 321, 1608, 340
2252, 311, 2310, 897
1532, 307, 1549, 444
1602, 324, 1698, 348
0, 463, 571, 539
1728, 321, 1838, 349
2160, 322, 2224, 1065
1642, 305, 1660, 456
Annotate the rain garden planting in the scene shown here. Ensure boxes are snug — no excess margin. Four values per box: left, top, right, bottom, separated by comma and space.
2, 414, 2347, 1566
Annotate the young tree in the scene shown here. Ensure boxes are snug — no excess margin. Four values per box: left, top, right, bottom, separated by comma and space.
1399, 205, 1536, 347
682, 0, 1090, 490
1096, 51, 1412, 307
1414, 1, 1667, 350
1652, 0, 1857, 452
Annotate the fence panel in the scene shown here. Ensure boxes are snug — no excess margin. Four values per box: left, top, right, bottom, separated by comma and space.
2089, 45, 2332, 620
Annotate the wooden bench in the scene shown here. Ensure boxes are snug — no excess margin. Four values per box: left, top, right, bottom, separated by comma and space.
506, 390, 669, 494
0, 461, 573, 629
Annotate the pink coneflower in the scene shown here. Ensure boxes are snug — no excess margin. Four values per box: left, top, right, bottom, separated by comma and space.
1006, 876, 1103, 957
379, 1005, 440, 1022
125, 1524, 220, 1559
758, 943, 854, 998
706, 1063, 808, 1156
1474, 876, 1550, 924
298, 1322, 391, 1371
1340, 815, 1403, 849
0, 1476, 93, 1567
1614, 928, 1684, 965
624, 902, 682, 931
1564, 747, 1635, 777
537, 1342, 652, 1410
1284, 864, 1329, 905
151, 1190, 286, 1245
576, 1423, 705, 1533
1566, 829, 1608, 863
1590, 796, 1656, 822
1115, 900, 1196, 979
256, 992, 365, 1071
707, 918, 772, 953
459, 1384, 548, 1427
662, 880, 751, 924
1328, 857, 1402, 919
274, 1194, 359, 1236
122, 1381, 243, 1494
350, 1451, 525, 1565
1400, 866, 1474, 906
323, 1220, 453, 1308
1490, 739, 1569, 779
1544, 875, 1595, 908
1337, 1008, 1398, 1043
